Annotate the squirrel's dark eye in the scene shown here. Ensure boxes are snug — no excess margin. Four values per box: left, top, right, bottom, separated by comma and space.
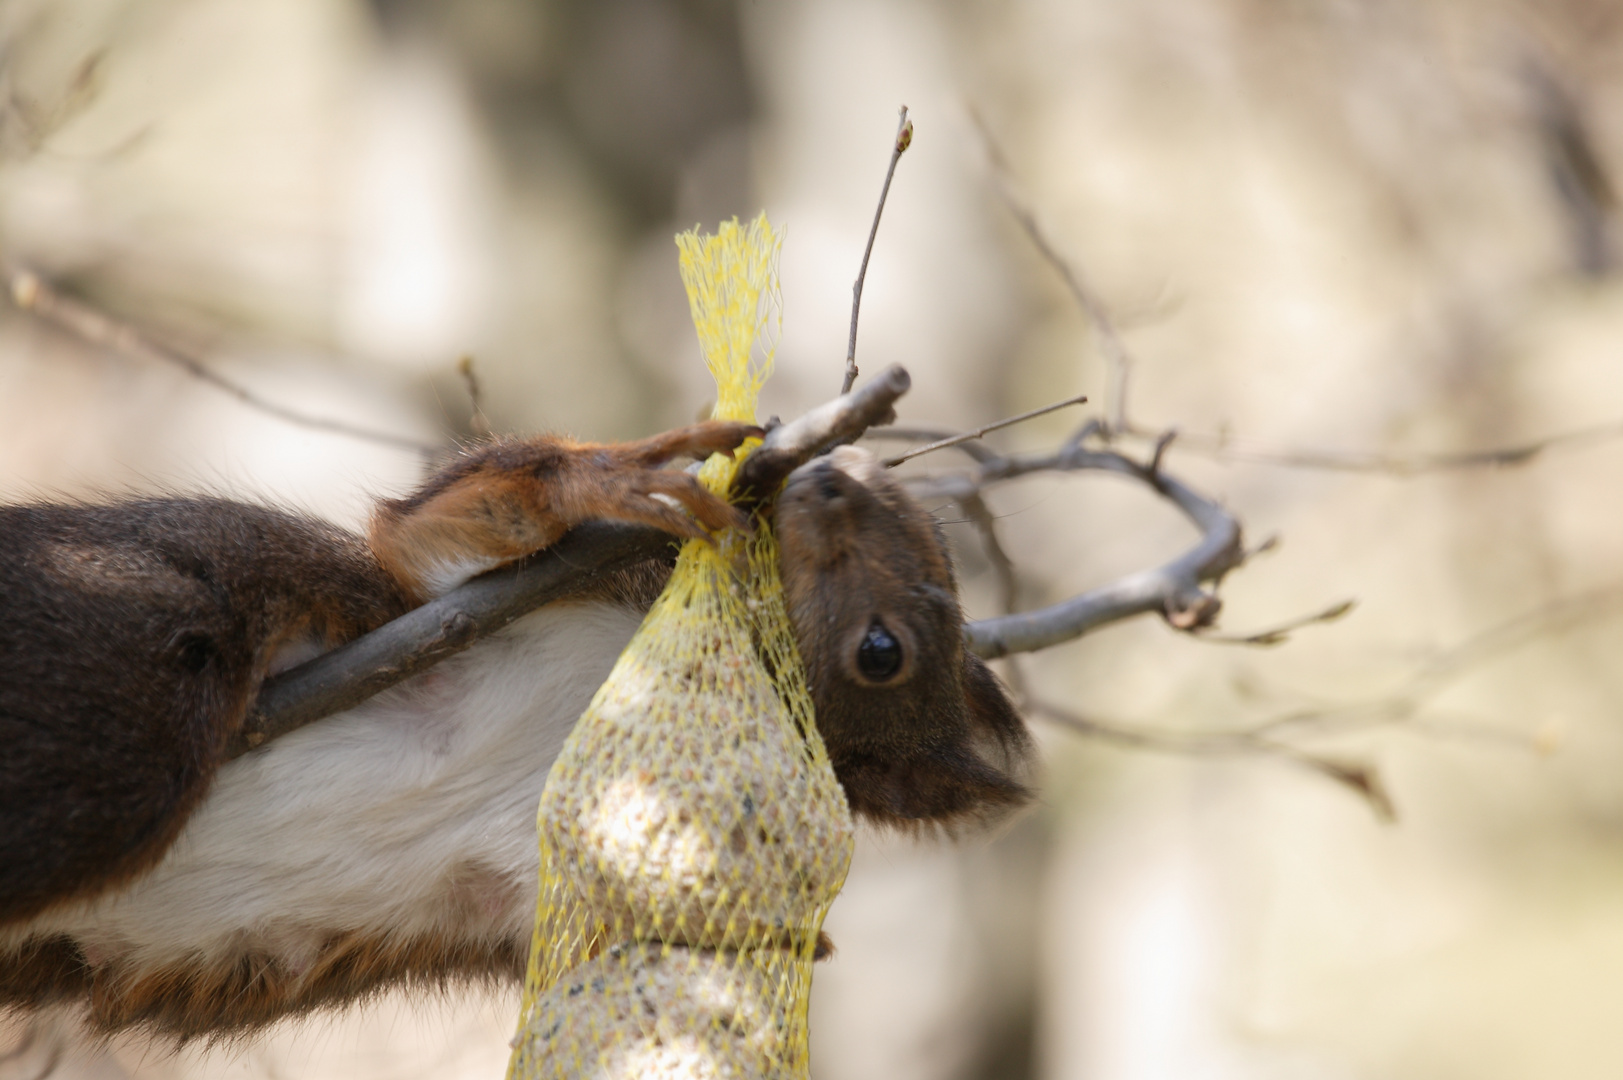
856, 620, 903, 681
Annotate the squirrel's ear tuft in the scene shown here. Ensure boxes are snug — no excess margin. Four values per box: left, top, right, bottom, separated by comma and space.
962, 653, 1030, 755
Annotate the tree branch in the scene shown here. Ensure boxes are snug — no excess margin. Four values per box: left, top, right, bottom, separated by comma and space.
1017, 587, 1623, 821
882, 393, 1087, 467
8, 268, 437, 455
844, 106, 913, 395
1118, 419, 1623, 475
971, 108, 1134, 434
882, 429, 1247, 658
1028, 697, 1395, 821
231, 521, 670, 757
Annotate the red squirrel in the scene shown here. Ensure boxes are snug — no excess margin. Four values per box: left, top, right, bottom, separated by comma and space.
0, 421, 1028, 1040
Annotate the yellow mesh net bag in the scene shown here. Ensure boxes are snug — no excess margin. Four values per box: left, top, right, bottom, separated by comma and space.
507, 214, 855, 1080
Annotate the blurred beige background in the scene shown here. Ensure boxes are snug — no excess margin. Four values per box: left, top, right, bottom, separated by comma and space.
6, 0, 1623, 1077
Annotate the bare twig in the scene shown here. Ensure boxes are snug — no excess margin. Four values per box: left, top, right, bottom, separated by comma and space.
235, 370, 918, 754
1120, 419, 1623, 476
1023, 588, 1623, 820
8, 268, 437, 455
844, 106, 913, 395
456, 354, 492, 438
1245, 587, 1623, 745
970, 109, 1133, 434
869, 419, 1293, 650
882, 393, 1087, 466
1029, 697, 1395, 821
956, 490, 1020, 615
1194, 599, 1356, 646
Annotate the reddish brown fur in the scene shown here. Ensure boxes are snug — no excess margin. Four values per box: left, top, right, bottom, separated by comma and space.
371, 424, 760, 603
83, 931, 526, 1039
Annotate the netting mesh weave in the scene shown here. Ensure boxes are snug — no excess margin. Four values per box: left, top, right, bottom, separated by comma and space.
507, 215, 855, 1079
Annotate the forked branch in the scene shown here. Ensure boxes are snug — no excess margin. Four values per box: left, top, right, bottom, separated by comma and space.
875, 426, 1250, 657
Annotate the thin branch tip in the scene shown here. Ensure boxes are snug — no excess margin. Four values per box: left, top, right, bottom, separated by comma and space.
844, 109, 916, 394
883, 392, 1088, 467
1193, 598, 1356, 647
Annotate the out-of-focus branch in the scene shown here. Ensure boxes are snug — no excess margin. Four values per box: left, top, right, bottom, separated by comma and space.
1118, 419, 1623, 475
456, 354, 492, 438
7, 268, 437, 455
956, 490, 1020, 616
1029, 697, 1395, 821
0, 1015, 63, 1080
1523, 53, 1616, 277
1248, 587, 1623, 744
1195, 599, 1356, 646
1024, 588, 1623, 821
844, 106, 913, 395
971, 108, 1133, 434
974, 106, 1623, 479
233, 369, 918, 757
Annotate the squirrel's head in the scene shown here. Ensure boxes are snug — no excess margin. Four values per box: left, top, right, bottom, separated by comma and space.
775, 445, 1031, 828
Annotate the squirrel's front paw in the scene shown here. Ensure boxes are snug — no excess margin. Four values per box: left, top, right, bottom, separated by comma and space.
611, 420, 765, 468
593, 467, 751, 541
577, 419, 763, 541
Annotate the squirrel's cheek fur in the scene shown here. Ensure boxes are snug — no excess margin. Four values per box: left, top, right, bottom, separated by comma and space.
0, 601, 642, 1038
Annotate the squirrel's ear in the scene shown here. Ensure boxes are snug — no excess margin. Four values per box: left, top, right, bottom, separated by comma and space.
961, 653, 1030, 753
837, 743, 1029, 827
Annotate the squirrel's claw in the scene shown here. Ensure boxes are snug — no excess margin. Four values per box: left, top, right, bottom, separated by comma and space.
625, 470, 752, 538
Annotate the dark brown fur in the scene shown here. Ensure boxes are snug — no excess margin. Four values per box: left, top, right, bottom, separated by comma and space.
0, 500, 409, 927
777, 446, 1030, 826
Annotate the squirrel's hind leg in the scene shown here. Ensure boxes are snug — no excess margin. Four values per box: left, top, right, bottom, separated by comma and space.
369, 420, 759, 602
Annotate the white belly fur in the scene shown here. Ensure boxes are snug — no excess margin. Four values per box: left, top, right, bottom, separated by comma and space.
4, 600, 643, 979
